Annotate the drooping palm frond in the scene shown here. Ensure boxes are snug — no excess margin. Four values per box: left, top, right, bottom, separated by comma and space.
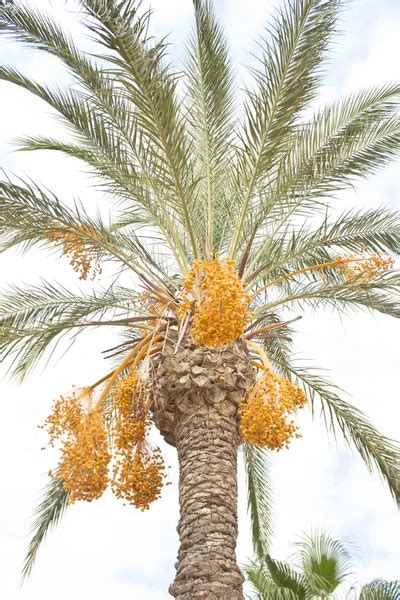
0, 3, 191, 271
0, 67, 139, 189
258, 86, 400, 221
21, 475, 69, 582
0, 176, 176, 282
237, 86, 400, 268
0, 281, 142, 380
360, 579, 400, 600
243, 443, 274, 560
278, 363, 400, 504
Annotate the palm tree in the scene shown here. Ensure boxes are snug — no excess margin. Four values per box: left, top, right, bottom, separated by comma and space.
0, 0, 399, 597
359, 580, 400, 600
245, 530, 400, 600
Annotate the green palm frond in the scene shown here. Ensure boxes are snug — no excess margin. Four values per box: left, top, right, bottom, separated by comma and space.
0, 176, 174, 280
296, 114, 400, 195
0, 3, 190, 271
243, 444, 274, 560
265, 556, 307, 599
261, 272, 400, 320
230, 0, 341, 256
16, 135, 189, 273
0, 67, 165, 227
186, 0, 236, 254
21, 475, 69, 582
245, 561, 302, 600
247, 207, 400, 279
247, 531, 354, 599
280, 364, 400, 504
360, 579, 400, 600
0, 66, 134, 174
0, 281, 140, 380
0, 1, 142, 146
295, 530, 352, 596
245, 562, 274, 600
77, 0, 200, 258
262, 85, 400, 217
238, 86, 400, 263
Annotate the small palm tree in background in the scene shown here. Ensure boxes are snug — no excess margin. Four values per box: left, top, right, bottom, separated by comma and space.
0, 0, 400, 597
246, 530, 400, 600
359, 580, 400, 600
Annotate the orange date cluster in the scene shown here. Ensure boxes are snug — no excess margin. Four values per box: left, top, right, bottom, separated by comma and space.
179, 258, 250, 348
239, 367, 307, 450
42, 370, 165, 510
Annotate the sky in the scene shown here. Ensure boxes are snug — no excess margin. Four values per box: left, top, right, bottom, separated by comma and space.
0, 0, 399, 598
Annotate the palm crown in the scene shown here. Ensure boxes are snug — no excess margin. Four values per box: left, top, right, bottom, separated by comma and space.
0, 0, 399, 594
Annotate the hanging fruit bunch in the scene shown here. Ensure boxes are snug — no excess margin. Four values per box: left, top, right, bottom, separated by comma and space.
340, 254, 394, 282
45, 224, 102, 280
239, 365, 307, 449
42, 340, 166, 510
43, 388, 111, 503
111, 368, 165, 511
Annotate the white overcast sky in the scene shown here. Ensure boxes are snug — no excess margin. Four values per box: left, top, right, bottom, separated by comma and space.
0, 1, 399, 598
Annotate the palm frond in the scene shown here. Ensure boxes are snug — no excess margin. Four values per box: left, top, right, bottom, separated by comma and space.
265, 556, 306, 599
295, 530, 352, 596
261, 272, 400, 320
0, 4, 191, 272
243, 443, 274, 560
229, 0, 341, 256
0, 0, 140, 146
278, 363, 400, 504
262, 85, 400, 220
17, 134, 190, 274
0, 66, 132, 172
0, 2, 146, 174
0, 67, 165, 225
247, 207, 400, 280
0, 280, 140, 380
186, 0, 236, 253
245, 561, 301, 600
360, 579, 400, 600
244, 562, 273, 600
77, 0, 200, 258
21, 475, 69, 582
291, 115, 400, 201
0, 176, 174, 281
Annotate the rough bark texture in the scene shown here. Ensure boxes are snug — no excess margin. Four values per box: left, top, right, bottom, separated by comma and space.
170, 402, 243, 599
151, 336, 255, 599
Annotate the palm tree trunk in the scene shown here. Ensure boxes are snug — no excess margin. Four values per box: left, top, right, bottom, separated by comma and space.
152, 337, 254, 599
169, 400, 244, 599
